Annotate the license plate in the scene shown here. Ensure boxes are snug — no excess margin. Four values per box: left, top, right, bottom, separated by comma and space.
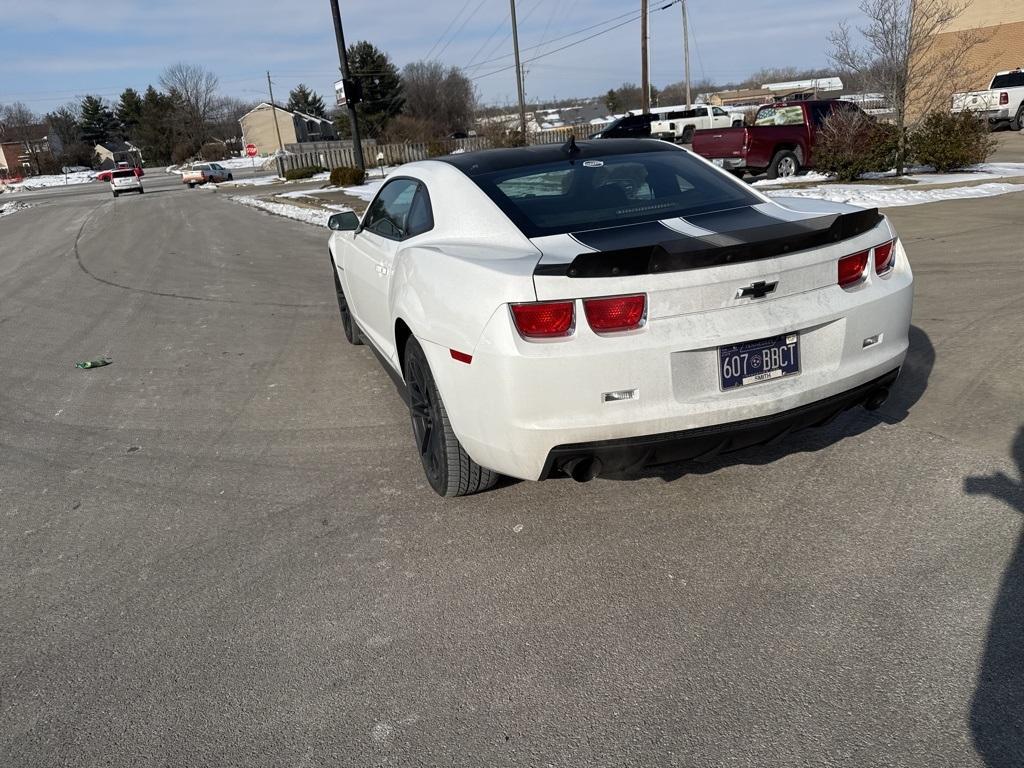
712, 158, 724, 167
719, 334, 800, 390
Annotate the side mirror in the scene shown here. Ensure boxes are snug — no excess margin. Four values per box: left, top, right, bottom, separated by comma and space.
328, 210, 360, 231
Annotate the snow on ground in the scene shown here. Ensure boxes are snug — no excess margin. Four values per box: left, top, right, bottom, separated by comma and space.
1, 200, 31, 216
4, 171, 96, 191
766, 181, 1024, 208
336, 178, 386, 201
753, 162, 1024, 189
231, 196, 351, 227
221, 175, 282, 187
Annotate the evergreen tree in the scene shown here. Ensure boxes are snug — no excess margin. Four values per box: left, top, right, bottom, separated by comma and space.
604, 89, 620, 114
339, 41, 403, 138
286, 83, 327, 117
116, 88, 144, 137
133, 86, 177, 165
79, 95, 117, 145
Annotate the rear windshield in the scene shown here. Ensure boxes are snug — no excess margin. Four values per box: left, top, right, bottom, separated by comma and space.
991, 71, 1024, 89
111, 169, 135, 178
471, 150, 759, 238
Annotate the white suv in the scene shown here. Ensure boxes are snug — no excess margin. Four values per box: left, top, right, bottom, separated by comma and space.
110, 169, 144, 197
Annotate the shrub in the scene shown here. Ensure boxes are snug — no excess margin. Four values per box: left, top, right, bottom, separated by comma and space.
909, 111, 995, 172
813, 109, 900, 182
283, 165, 326, 181
330, 166, 366, 186
171, 142, 199, 165
200, 142, 229, 161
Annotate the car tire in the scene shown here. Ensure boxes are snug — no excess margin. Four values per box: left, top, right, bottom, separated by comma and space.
112, 191, 119, 198
188, 182, 195, 189
404, 337, 499, 497
732, 120, 744, 127
767, 149, 800, 180
332, 265, 362, 345
228, 173, 233, 181
1012, 105, 1023, 131
681, 126, 695, 144
139, 188, 145, 194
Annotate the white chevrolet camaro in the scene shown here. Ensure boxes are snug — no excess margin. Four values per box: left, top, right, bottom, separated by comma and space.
327, 139, 913, 496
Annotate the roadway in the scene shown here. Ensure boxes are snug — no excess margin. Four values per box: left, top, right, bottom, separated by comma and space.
1, 158, 1023, 766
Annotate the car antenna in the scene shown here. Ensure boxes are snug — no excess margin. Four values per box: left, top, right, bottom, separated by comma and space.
561, 135, 581, 156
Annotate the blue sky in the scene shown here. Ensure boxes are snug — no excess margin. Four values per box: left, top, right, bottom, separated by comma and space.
0, 0, 863, 114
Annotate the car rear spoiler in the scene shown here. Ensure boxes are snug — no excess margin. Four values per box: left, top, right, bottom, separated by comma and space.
536, 207, 884, 278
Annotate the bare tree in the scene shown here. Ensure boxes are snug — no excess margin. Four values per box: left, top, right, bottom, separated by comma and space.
829, 0, 984, 172
0, 102, 38, 141
159, 63, 220, 147
401, 62, 477, 135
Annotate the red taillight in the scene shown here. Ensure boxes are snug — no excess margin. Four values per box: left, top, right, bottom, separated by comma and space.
838, 250, 869, 288
874, 240, 895, 275
583, 294, 646, 332
510, 301, 575, 338
1000, 91, 1009, 105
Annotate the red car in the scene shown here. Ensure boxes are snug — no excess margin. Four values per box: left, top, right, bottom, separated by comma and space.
95, 165, 144, 182
691, 100, 864, 179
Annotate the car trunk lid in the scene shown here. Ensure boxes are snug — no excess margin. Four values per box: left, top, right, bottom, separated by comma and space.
530, 202, 889, 317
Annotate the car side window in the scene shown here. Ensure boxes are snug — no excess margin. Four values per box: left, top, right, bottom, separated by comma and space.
713, 107, 728, 116
363, 178, 421, 241
405, 185, 434, 238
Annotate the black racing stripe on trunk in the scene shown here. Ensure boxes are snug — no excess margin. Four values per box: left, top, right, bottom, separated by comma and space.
570, 221, 685, 252
535, 207, 883, 278
683, 206, 783, 233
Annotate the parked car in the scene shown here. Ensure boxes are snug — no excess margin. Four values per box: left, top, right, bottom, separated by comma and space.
182, 163, 233, 188
110, 168, 144, 197
326, 139, 913, 496
589, 113, 660, 139
691, 99, 863, 179
651, 105, 743, 143
952, 68, 1024, 130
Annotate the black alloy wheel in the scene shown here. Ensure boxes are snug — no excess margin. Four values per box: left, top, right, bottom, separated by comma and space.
332, 266, 362, 345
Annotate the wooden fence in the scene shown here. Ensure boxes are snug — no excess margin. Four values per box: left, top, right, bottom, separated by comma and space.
278, 127, 599, 175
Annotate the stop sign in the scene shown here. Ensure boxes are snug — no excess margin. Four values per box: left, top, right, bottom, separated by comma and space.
245, 143, 258, 158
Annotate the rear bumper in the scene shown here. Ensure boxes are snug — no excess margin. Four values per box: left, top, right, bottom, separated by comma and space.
540, 368, 899, 479
953, 107, 1009, 121
706, 157, 745, 169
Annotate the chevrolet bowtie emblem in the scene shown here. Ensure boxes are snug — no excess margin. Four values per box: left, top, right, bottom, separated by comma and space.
736, 280, 778, 299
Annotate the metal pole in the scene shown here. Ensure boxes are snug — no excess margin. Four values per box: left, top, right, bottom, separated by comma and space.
510, 0, 528, 139
682, 0, 691, 106
266, 71, 285, 153
330, 0, 365, 170
641, 0, 650, 113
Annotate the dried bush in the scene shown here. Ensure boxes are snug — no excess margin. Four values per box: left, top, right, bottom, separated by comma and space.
329, 166, 366, 186
200, 142, 229, 161
283, 166, 326, 181
814, 108, 900, 181
908, 111, 995, 172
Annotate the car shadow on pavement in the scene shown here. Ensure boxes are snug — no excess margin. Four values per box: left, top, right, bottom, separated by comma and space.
965, 427, 1024, 767
631, 324, 935, 481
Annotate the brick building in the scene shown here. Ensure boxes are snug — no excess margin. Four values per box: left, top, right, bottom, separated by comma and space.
909, 0, 1024, 117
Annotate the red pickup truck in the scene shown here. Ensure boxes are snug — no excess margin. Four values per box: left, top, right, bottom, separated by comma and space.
691, 99, 863, 179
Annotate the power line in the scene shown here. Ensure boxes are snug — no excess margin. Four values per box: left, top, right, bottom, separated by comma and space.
470, 1, 681, 82
434, 0, 489, 62
423, 0, 474, 62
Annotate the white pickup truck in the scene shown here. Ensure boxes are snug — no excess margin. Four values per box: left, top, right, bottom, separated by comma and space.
951, 68, 1024, 130
650, 106, 743, 143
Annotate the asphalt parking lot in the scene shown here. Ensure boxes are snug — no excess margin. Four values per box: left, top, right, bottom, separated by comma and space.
2, 136, 1023, 766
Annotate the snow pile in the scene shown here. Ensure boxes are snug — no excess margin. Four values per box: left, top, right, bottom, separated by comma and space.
751, 171, 832, 188
198, 182, 219, 190
336, 178, 385, 202
753, 162, 1024, 189
222, 175, 282, 187
231, 196, 355, 227
0, 200, 31, 217
766, 181, 1024, 208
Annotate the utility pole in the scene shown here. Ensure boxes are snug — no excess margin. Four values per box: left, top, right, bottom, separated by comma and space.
329, 0, 365, 170
266, 71, 284, 153
510, 0, 528, 139
682, 0, 691, 106
640, 0, 650, 113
